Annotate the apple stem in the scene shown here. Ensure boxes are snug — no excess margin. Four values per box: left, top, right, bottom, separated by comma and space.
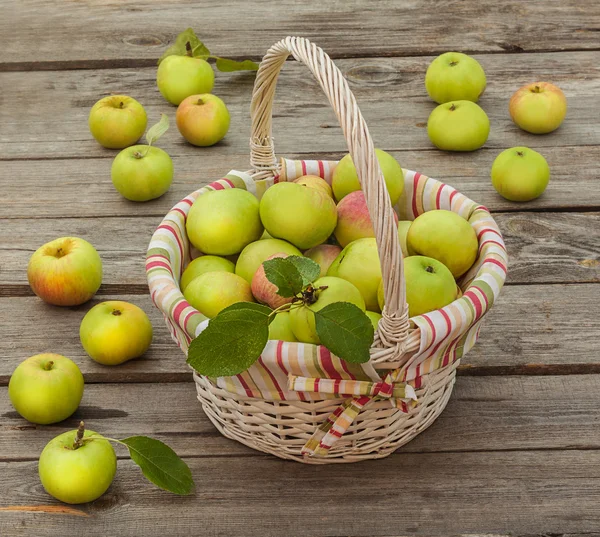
112, 309, 122, 316
517, 151, 524, 157
532, 85, 541, 93
43, 361, 54, 371
73, 421, 85, 450
449, 104, 456, 111
425, 266, 434, 273
185, 41, 193, 57
133, 151, 144, 159
119, 101, 124, 109
197, 98, 204, 106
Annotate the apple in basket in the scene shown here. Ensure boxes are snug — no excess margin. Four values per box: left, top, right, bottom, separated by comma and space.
252, 253, 296, 309
509, 82, 567, 134
293, 175, 333, 198
88, 95, 147, 149
268, 311, 297, 342
491, 146, 550, 202
304, 244, 342, 277
184, 271, 254, 318
397, 220, 412, 258
235, 238, 301, 284
365, 310, 382, 330
181, 255, 235, 293
427, 100, 490, 151
425, 52, 486, 104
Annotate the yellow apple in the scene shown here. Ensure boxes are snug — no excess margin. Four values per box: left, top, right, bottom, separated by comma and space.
365, 311, 382, 331
293, 175, 333, 198
176, 93, 230, 146
509, 82, 567, 134
89, 95, 147, 149
180, 255, 235, 292
235, 238, 301, 283
268, 312, 298, 342
184, 271, 254, 318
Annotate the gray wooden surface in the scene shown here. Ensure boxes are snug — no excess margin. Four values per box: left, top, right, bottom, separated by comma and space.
1, 1, 599, 536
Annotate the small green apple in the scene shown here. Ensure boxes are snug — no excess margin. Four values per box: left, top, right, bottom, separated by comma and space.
259, 182, 337, 250
9, 354, 84, 425
39, 426, 117, 504
176, 94, 230, 146
491, 147, 550, 202
268, 312, 298, 342
293, 175, 333, 198
157, 55, 215, 106
332, 149, 404, 203
427, 101, 489, 151
327, 238, 382, 312
184, 271, 254, 318
365, 311, 382, 331
80, 301, 153, 366
509, 82, 567, 134
407, 210, 478, 278
289, 276, 365, 344
425, 52, 486, 104
111, 145, 173, 202
27, 237, 102, 307
180, 255, 235, 292
89, 95, 147, 149
235, 238, 302, 284
186, 189, 263, 255
304, 244, 342, 277
397, 221, 412, 258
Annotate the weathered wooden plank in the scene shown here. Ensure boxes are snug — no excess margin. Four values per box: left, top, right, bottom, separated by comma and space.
2, 450, 600, 536
2, 375, 600, 460
0, 284, 599, 383
1, 212, 598, 289
1, 52, 599, 160
2, 0, 599, 68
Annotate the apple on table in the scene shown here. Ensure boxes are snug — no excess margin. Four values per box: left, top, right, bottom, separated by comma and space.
509, 82, 567, 134
89, 95, 147, 149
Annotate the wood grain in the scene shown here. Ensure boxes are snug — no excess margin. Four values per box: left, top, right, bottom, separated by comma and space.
2, 0, 599, 69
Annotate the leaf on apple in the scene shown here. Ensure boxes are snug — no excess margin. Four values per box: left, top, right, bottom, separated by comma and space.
214, 57, 259, 72
286, 256, 321, 287
145, 113, 170, 147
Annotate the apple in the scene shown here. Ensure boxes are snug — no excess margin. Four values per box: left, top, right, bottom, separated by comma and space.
332, 149, 404, 203
111, 145, 173, 202
491, 146, 550, 202
28, 237, 102, 306
184, 271, 254, 318
259, 182, 337, 250
8, 354, 84, 425
509, 82, 567, 134
259, 230, 274, 240
186, 188, 263, 255
80, 301, 153, 366
397, 221, 412, 258
379, 256, 457, 317
180, 255, 235, 293
425, 52, 486, 104
365, 311, 382, 331
235, 238, 302, 284
304, 244, 342, 277
428, 101, 489, 152
327, 238, 382, 312
157, 55, 215, 106
268, 312, 298, 342
89, 95, 147, 149
176, 94, 230, 146
251, 253, 295, 309
334, 190, 398, 247
39, 426, 117, 504
289, 276, 365, 344
293, 175, 333, 198
407, 209, 478, 278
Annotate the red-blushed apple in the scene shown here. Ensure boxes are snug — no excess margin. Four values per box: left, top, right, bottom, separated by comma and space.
80, 301, 153, 366
427, 101, 489, 151
184, 271, 254, 318
176, 93, 230, 146
293, 175, 333, 198
334, 190, 399, 247
425, 52, 486, 104
251, 253, 295, 309
509, 82, 567, 134
235, 238, 302, 283
491, 146, 550, 201
89, 95, 147, 149
27, 237, 102, 306
180, 255, 235, 293
304, 244, 342, 277
9, 354, 84, 425
157, 55, 214, 105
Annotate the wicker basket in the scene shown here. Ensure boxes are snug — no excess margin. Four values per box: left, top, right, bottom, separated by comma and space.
146, 36, 508, 463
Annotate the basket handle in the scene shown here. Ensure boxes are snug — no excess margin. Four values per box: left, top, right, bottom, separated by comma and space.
250, 36, 409, 338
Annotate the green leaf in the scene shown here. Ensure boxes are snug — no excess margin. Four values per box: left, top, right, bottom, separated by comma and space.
120, 436, 194, 495
187, 302, 271, 376
215, 57, 259, 72
158, 28, 210, 64
262, 258, 304, 298
286, 256, 321, 287
314, 302, 374, 364
145, 113, 169, 146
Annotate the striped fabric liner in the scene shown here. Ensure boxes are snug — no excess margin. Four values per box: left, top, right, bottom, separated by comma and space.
146, 158, 507, 456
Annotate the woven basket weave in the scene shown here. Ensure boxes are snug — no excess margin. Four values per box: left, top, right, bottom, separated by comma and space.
146, 36, 508, 463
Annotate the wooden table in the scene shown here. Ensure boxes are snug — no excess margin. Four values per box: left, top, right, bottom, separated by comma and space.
1, 1, 600, 535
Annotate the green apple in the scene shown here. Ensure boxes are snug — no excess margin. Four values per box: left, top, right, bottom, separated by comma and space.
39, 427, 117, 504
27, 237, 102, 306
186, 188, 263, 255
157, 55, 215, 106
259, 230, 274, 240
289, 276, 365, 344
111, 145, 173, 202
268, 312, 298, 342
327, 238, 382, 312
176, 94, 230, 146
509, 82, 567, 134
427, 101, 489, 151
407, 210, 478, 278
259, 182, 337, 250
235, 238, 302, 284
9, 354, 84, 425
425, 52, 486, 104
184, 271, 254, 318
365, 311, 382, 331
251, 253, 296, 309
397, 221, 412, 258
80, 301, 153, 366
180, 255, 235, 292
332, 149, 404, 203
378, 256, 457, 316
89, 95, 147, 149
304, 244, 342, 277
491, 147, 550, 202
293, 175, 333, 198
